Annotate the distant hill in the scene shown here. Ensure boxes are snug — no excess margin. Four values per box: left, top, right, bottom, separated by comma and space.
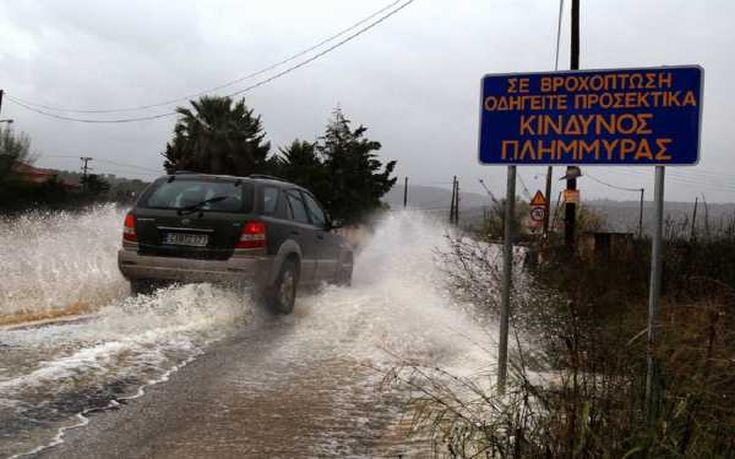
586, 199, 735, 236
382, 185, 735, 236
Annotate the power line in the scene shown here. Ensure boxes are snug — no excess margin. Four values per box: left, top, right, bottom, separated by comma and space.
5, 0, 415, 123
5, 98, 176, 123
517, 172, 532, 199
222, 0, 414, 99
585, 172, 642, 193
611, 168, 735, 191
7, 0, 406, 115
606, 168, 735, 194
95, 158, 161, 173
43, 155, 161, 173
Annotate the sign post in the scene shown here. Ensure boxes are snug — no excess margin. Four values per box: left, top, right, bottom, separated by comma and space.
497, 165, 515, 394
646, 165, 666, 419
478, 66, 703, 394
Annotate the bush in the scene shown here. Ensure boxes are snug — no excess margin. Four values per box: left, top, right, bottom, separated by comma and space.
387, 231, 735, 457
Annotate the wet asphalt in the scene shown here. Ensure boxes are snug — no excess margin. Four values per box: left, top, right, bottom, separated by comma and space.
37, 314, 426, 459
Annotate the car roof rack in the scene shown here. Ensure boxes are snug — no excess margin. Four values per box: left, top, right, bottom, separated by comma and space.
173, 170, 200, 175
248, 174, 290, 183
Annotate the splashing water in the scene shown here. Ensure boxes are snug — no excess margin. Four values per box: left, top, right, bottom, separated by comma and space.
289, 212, 497, 375
0, 205, 129, 319
0, 208, 500, 457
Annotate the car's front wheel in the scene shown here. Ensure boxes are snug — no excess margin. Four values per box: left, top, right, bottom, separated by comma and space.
267, 259, 299, 314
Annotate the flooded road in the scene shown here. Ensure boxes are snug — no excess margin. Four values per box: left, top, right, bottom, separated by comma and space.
0, 207, 497, 458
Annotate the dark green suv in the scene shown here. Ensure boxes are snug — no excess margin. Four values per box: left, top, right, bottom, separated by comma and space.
118, 173, 354, 313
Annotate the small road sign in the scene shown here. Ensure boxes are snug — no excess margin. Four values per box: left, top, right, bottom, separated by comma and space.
564, 189, 580, 204
530, 206, 545, 222
530, 190, 546, 206
479, 66, 703, 165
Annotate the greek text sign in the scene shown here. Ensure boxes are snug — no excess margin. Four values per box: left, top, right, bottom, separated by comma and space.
478, 66, 703, 165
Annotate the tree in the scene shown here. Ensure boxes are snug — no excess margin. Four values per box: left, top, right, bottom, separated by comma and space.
482, 197, 529, 240
276, 139, 328, 200
314, 108, 396, 223
0, 127, 35, 210
81, 174, 111, 196
0, 128, 79, 211
162, 96, 272, 176
0, 127, 33, 185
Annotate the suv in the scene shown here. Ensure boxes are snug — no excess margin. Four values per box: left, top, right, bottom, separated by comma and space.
118, 173, 354, 313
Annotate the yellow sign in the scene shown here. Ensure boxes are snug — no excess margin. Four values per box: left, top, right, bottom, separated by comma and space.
563, 189, 580, 204
530, 190, 546, 206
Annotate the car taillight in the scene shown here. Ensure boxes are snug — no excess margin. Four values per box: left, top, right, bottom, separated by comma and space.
123, 213, 137, 242
236, 221, 267, 249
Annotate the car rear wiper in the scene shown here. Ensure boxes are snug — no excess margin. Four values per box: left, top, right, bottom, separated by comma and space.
177, 196, 230, 215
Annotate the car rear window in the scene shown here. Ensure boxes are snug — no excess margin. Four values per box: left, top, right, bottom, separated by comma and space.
140, 178, 253, 213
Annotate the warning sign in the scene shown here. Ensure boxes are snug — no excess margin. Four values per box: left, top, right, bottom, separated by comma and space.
530, 190, 546, 207
478, 66, 703, 165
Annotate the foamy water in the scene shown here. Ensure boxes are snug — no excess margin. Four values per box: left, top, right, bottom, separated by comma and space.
0, 207, 500, 457
0, 205, 129, 317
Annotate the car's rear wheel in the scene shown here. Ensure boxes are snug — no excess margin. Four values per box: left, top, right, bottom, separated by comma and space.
267, 258, 299, 314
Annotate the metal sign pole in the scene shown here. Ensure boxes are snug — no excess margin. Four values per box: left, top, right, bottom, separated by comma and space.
497, 165, 516, 394
645, 165, 665, 420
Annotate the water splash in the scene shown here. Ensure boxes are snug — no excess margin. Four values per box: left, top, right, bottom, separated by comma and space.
285, 211, 497, 377
0, 205, 129, 318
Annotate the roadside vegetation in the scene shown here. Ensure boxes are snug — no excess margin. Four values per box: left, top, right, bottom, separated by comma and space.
0, 127, 143, 214
389, 209, 735, 458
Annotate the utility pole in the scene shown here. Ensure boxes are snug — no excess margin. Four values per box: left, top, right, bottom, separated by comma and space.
0, 89, 4, 115
564, 0, 580, 249
454, 179, 460, 225
702, 194, 710, 239
80, 156, 93, 193
449, 175, 457, 224
690, 197, 699, 241
638, 188, 645, 239
543, 166, 553, 235
403, 176, 409, 208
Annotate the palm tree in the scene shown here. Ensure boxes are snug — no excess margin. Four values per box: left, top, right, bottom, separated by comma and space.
163, 96, 272, 176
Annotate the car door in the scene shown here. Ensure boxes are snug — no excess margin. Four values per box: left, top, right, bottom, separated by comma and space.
301, 191, 340, 282
283, 189, 319, 285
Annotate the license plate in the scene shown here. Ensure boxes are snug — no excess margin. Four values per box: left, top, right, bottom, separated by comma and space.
162, 232, 209, 247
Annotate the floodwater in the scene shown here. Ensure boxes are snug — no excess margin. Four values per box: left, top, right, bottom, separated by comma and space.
0, 206, 498, 458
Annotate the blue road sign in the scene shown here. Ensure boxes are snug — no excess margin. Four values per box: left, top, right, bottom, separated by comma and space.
478, 66, 703, 165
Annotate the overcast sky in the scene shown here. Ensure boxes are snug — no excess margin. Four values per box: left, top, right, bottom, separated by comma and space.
2, 0, 735, 202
